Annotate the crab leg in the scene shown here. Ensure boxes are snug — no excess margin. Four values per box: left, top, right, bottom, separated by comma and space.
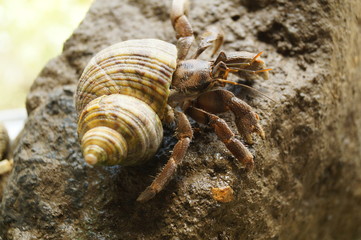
137, 111, 193, 202
186, 106, 255, 169
171, 0, 195, 60
191, 25, 224, 59
194, 89, 265, 145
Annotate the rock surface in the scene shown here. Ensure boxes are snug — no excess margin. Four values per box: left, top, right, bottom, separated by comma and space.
1, 0, 361, 239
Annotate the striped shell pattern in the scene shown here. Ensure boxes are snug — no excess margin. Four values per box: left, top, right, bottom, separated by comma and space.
0, 123, 10, 161
75, 39, 177, 166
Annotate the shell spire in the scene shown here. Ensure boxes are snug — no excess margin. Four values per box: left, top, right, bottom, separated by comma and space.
81, 126, 127, 165
77, 94, 164, 166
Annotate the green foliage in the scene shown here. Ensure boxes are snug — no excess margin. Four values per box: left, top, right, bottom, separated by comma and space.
0, 0, 92, 110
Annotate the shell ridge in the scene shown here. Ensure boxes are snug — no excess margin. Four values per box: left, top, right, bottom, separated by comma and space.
76, 39, 177, 166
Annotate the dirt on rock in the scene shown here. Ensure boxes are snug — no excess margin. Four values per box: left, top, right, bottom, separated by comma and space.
1, 0, 361, 239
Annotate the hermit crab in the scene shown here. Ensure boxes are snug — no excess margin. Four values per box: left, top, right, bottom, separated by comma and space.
75, 0, 271, 202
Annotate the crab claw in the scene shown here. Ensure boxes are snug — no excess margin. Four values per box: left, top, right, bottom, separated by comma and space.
253, 113, 266, 139
243, 126, 264, 145
235, 111, 265, 145
240, 52, 272, 81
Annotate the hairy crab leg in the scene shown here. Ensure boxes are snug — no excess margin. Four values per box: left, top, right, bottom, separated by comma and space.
194, 89, 265, 144
186, 106, 255, 169
137, 111, 193, 202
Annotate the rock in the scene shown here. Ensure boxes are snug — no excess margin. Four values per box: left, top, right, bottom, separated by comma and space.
1, 0, 361, 239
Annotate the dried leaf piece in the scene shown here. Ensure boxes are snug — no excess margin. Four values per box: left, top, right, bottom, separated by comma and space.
211, 186, 235, 203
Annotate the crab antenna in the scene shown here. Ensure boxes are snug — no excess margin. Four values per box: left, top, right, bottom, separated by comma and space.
229, 68, 273, 73
216, 79, 276, 103
254, 68, 273, 73
250, 51, 264, 65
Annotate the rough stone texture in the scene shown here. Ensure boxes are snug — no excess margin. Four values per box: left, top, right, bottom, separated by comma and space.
1, 0, 361, 239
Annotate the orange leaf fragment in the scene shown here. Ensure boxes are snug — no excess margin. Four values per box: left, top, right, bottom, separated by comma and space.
211, 186, 234, 203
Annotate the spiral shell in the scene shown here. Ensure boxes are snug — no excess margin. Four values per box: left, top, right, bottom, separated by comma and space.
76, 39, 177, 166
0, 123, 10, 161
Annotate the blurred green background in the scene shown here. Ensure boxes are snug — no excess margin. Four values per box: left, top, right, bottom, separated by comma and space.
0, 0, 92, 110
